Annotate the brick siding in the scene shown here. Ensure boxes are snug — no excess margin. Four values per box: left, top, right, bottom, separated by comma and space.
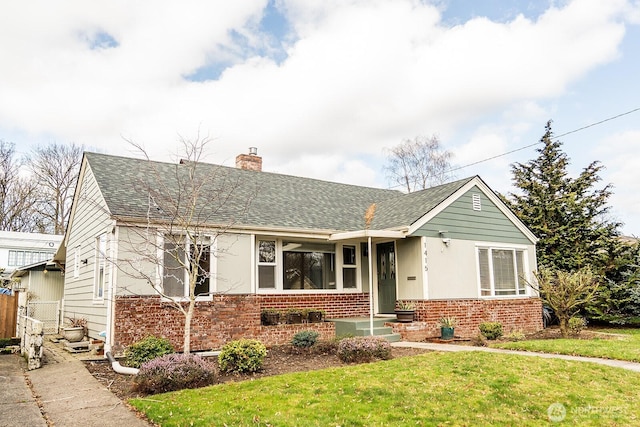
112, 294, 344, 354
390, 298, 543, 340
113, 294, 542, 354
258, 293, 371, 318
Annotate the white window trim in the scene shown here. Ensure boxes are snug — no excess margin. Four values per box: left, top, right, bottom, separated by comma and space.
339, 243, 360, 290
256, 239, 279, 290
256, 237, 362, 294
73, 246, 80, 279
475, 243, 530, 298
157, 233, 214, 302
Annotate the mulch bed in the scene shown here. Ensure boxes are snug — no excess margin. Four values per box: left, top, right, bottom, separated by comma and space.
83, 345, 431, 401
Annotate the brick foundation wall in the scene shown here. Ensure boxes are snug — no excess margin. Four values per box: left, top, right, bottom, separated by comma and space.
113, 295, 261, 354
389, 298, 543, 339
258, 322, 336, 347
113, 293, 355, 354
258, 293, 371, 318
113, 294, 542, 353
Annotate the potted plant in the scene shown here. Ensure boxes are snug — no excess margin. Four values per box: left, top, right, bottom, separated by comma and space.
394, 301, 416, 323
286, 308, 304, 324
303, 308, 325, 323
62, 315, 87, 342
260, 308, 281, 326
439, 316, 457, 340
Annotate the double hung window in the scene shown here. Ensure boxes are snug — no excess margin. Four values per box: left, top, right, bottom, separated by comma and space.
478, 247, 527, 296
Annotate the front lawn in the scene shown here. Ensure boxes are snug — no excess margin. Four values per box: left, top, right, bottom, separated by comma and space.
492, 328, 640, 362
130, 351, 640, 426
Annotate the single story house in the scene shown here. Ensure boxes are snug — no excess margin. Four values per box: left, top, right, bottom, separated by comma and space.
55, 150, 542, 354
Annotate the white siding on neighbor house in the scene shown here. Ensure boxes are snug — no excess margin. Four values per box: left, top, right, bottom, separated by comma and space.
64, 164, 114, 338
216, 233, 251, 294
396, 237, 424, 300
21, 270, 64, 302
425, 237, 537, 299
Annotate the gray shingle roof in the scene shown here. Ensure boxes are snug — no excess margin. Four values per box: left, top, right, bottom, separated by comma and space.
85, 152, 473, 233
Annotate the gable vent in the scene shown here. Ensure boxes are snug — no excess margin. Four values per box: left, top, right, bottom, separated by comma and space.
472, 194, 482, 211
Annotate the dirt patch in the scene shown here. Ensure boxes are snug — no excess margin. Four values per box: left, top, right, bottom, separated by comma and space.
83, 345, 431, 401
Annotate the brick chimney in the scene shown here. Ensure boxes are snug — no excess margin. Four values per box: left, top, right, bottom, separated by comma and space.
235, 147, 262, 171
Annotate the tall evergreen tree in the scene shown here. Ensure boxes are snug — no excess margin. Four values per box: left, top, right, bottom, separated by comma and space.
505, 121, 620, 272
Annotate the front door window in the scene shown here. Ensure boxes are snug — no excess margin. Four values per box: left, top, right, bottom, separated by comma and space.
377, 242, 396, 313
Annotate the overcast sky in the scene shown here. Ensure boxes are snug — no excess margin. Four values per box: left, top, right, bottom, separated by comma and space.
1, 0, 639, 234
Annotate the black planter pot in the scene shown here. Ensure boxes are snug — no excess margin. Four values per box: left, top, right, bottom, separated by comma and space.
307, 311, 324, 323
394, 310, 415, 323
287, 313, 303, 324
261, 312, 280, 326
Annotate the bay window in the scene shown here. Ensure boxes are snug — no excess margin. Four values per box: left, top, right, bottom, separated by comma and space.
478, 247, 527, 297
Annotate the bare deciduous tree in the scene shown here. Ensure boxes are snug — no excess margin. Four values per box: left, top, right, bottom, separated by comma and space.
112, 135, 255, 353
384, 135, 454, 192
0, 140, 40, 232
29, 142, 83, 234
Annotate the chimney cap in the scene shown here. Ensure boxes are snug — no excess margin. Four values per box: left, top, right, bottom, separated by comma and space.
249, 147, 258, 156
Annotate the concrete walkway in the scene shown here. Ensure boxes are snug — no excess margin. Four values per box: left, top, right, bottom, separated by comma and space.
0, 352, 47, 427
392, 341, 640, 372
0, 341, 151, 427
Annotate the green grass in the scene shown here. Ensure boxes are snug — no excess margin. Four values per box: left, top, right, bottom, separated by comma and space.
493, 328, 640, 362
130, 352, 640, 426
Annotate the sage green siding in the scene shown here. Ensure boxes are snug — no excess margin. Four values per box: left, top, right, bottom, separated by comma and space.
412, 186, 532, 245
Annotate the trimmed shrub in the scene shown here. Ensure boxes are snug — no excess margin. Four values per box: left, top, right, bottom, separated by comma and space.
291, 330, 320, 348
133, 353, 216, 394
479, 322, 503, 340
337, 336, 392, 363
125, 336, 174, 368
218, 339, 267, 374
569, 316, 587, 335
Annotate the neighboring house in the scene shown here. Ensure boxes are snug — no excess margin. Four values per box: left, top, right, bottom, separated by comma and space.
0, 231, 62, 282
11, 260, 64, 334
55, 150, 542, 354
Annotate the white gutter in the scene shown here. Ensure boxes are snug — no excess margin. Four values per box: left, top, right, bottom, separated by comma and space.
368, 236, 374, 336
329, 229, 406, 241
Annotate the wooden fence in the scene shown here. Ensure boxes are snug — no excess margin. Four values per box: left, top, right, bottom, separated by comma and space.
0, 293, 18, 338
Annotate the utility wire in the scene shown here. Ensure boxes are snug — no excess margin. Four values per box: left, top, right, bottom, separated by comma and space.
449, 106, 640, 172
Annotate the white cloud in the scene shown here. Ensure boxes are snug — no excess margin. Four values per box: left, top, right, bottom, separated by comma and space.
0, 0, 635, 185
594, 130, 640, 234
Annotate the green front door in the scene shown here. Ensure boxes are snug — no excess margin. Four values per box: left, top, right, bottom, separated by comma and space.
377, 242, 397, 314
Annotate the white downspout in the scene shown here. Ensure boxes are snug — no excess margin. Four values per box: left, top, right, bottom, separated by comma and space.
368, 236, 373, 336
